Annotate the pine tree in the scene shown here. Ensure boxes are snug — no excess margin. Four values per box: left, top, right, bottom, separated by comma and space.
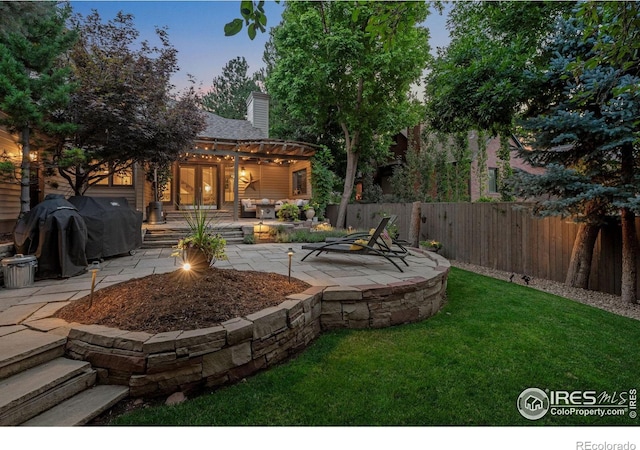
0, 4, 77, 216
511, 16, 640, 302
201, 56, 262, 119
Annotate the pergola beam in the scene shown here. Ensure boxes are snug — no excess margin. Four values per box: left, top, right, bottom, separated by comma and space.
185, 147, 313, 161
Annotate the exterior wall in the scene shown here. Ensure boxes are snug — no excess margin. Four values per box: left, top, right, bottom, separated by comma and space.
239, 163, 302, 201
133, 163, 147, 215
44, 172, 75, 198
469, 134, 545, 201
0, 127, 21, 233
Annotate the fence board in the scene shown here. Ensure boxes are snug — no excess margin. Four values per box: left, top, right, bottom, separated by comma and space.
346, 202, 640, 299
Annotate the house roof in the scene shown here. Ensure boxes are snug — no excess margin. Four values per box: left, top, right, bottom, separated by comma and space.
198, 111, 266, 140
192, 110, 318, 161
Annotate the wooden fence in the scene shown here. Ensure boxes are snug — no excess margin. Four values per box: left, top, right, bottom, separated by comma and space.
346, 202, 640, 299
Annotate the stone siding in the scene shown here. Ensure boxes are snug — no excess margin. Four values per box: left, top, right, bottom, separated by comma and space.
63, 258, 449, 398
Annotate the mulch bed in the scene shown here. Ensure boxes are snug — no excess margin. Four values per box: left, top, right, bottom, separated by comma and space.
54, 267, 310, 334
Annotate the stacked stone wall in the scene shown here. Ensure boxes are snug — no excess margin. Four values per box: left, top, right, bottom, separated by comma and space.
63, 266, 449, 397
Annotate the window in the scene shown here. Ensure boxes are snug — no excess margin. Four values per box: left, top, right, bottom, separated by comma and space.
95, 165, 134, 187
292, 168, 307, 195
488, 168, 498, 193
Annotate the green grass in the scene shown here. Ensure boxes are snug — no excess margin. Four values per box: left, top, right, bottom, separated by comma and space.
111, 268, 640, 426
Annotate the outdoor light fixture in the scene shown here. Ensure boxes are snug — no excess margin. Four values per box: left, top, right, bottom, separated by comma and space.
241, 167, 246, 177
287, 247, 295, 283
88, 261, 101, 309
183, 262, 191, 271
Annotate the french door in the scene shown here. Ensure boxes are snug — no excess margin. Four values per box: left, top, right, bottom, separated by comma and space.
178, 164, 218, 209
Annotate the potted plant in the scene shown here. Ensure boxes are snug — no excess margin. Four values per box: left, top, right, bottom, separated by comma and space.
171, 203, 227, 269
420, 240, 443, 253
303, 200, 319, 220
146, 162, 171, 224
277, 202, 301, 222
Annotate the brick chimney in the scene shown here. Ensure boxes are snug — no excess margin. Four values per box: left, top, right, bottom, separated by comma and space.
246, 91, 270, 138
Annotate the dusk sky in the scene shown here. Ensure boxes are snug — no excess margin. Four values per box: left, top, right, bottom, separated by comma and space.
69, 1, 451, 95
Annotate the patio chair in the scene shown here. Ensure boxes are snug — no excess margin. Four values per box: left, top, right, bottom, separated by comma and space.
300, 216, 410, 272
325, 215, 411, 248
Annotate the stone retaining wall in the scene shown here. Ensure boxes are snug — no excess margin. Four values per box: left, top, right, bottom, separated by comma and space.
63, 263, 449, 398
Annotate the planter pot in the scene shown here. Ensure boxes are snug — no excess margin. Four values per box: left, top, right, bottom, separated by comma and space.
183, 247, 210, 270
305, 208, 315, 220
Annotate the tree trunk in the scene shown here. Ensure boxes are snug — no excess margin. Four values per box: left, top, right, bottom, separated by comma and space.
19, 127, 31, 218
565, 222, 600, 289
335, 149, 359, 229
408, 201, 421, 247
620, 207, 638, 304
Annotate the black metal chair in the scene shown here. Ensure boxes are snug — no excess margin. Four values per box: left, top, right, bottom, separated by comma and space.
300, 216, 409, 272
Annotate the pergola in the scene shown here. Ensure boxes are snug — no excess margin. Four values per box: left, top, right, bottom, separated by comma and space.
184, 137, 318, 220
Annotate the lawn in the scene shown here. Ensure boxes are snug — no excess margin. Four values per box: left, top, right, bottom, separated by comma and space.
111, 268, 640, 426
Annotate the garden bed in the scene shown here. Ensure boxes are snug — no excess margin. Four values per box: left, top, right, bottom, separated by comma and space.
50, 257, 450, 398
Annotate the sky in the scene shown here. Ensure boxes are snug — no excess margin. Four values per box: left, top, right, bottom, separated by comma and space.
69, 0, 452, 94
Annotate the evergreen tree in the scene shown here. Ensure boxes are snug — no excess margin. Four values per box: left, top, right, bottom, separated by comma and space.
510, 15, 640, 302
201, 56, 262, 119
0, 4, 77, 216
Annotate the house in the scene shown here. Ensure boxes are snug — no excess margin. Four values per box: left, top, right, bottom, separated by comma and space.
368, 124, 544, 202
0, 92, 317, 232
468, 131, 545, 201
151, 92, 317, 221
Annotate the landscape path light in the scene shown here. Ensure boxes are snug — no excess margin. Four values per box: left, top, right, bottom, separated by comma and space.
287, 247, 295, 283
88, 261, 101, 309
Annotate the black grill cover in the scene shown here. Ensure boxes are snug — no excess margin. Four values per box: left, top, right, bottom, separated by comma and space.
67, 196, 142, 260
13, 194, 88, 279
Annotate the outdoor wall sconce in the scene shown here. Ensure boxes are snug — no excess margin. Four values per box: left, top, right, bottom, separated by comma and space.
287, 247, 295, 283
88, 261, 101, 309
240, 167, 246, 177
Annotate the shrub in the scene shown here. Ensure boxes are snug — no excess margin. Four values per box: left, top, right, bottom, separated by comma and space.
277, 203, 300, 221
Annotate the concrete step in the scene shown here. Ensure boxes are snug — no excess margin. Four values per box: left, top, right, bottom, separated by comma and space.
22, 384, 129, 426
0, 357, 96, 425
0, 329, 66, 380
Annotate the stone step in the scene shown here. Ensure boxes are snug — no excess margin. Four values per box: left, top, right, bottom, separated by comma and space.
0, 358, 96, 425
142, 227, 245, 248
142, 239, 244, 249
0, 329, 66, 380
164, 211, 233, 221
22, 384, 129, 426
144, 230, 244, 238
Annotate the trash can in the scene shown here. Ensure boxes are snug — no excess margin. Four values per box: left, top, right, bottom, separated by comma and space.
1, 254, 38, 289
